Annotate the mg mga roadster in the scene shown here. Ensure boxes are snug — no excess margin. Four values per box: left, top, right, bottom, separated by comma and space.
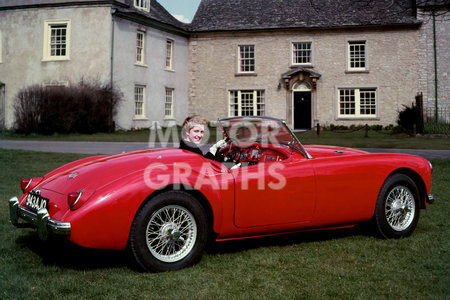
9, 116, 433, 272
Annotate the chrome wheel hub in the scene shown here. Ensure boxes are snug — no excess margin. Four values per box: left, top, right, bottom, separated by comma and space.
385, 185, 415, 231
160, 223, 184, 242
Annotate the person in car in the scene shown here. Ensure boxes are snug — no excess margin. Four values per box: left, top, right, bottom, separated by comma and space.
180, 115, 226, 159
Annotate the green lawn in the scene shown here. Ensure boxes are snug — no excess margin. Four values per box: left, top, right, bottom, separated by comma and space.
0, 149, 449, 299
297, 129, 450, 150
1, 127, 450, 150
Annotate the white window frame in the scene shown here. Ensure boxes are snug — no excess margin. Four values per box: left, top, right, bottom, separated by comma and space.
228, 90, 265, 117
164, 88, 174, 119
43, 20, 71, 61
42, 80, 69, 87
347, 40, 367, 71
134, 0, 150, 12
337, 87, 377, 119
136, 30, 145, 65
238, 45, 255, 74
134, 85, 146, 119
292, 42, 312, 65
165, 39, 174, 70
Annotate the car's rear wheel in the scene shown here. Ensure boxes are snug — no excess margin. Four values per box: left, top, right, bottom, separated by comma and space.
373, 174, 420, 238
129, 191, 208, 272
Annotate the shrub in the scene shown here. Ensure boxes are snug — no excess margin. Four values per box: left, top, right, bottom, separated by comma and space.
384, 124, 394, 131
397, 102, 423, 134
424, 121, 450, 135
14, 80, 122, 134
370, 125, 383, 131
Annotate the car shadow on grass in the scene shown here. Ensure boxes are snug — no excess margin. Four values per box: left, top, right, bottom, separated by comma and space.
15, 226, 366, 271
16, 232, 128, 270
206, 225, 365, 254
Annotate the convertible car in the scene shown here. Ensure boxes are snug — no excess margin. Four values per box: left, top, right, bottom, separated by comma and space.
9, 116, 433, 272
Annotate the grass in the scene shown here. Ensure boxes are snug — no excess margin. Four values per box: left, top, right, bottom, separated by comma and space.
297, 129, 450, 150
1, 127, 450, 150
0, 149, 449, 299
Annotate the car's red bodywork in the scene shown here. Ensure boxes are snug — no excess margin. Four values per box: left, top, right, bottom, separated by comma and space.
10, 116, 433, 271
15, 143, 432, 250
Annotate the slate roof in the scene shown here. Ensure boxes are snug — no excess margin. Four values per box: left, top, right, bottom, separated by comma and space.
190, 0, 422, 32
417, 0, 450, 8
115, 0, 190, 32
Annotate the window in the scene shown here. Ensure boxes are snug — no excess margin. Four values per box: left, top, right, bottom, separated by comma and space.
229, 90, 265, 117
136, 30, 145, 64
134, 0, 150, 12
338, 88, 377, 118
165, 88, 174, 118
292, 42, 312, 65
43, 20, 70, 61
238, 45, 255, 73
165, 39, 174, 70
134, 85, 146, 118
348, 41, 366, 71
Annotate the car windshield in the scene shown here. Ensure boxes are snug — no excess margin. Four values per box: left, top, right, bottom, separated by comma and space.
218, 116, 311, 158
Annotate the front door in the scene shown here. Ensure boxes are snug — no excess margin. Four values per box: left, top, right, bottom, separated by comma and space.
294, 91, 311, 130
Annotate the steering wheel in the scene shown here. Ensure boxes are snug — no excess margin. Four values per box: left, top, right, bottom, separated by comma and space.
215, 138, 240, 162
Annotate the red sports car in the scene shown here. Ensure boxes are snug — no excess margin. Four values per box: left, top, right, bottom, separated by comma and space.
9, 116, 433, 272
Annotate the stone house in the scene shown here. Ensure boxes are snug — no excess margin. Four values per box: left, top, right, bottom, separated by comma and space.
0, 0, 190, 130
188, 0, 449, 129
0, 0, 448, 130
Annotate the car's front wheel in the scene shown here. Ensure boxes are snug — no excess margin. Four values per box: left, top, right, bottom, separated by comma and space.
373, 174, 420, 239
129, 191, 208, 272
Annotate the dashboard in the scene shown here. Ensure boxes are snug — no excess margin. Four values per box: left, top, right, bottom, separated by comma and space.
218, 144, 288, 165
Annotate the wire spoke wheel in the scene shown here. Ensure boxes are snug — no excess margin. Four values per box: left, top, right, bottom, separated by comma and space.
129, 191, 208, 272
372, 174, 420, 239
385, 186, 415, 231
146, 205, 197, 263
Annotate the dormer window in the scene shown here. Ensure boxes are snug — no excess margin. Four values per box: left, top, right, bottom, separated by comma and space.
134, 0, 150, 12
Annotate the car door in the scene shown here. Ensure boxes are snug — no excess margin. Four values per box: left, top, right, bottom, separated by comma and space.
233, 157, 316, 228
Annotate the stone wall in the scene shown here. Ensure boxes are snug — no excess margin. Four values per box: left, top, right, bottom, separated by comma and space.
0, 6, 112, 129
417, 9, 450, 122
189, 27, 421, 127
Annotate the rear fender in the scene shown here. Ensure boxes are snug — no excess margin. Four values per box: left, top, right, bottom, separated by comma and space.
138, 162, 233, 237
65, 161, 233, 249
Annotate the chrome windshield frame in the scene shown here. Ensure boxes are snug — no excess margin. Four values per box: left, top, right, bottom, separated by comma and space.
280, 119, 313, 159
217, 116, 312, 159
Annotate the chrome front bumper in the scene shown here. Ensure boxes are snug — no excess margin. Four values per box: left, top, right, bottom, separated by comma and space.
9, 197, 71, 240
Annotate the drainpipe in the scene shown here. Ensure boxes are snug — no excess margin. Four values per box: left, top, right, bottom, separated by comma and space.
432, 9, 438, 123
0, 82, 4, 129
110, 8, 116, 131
